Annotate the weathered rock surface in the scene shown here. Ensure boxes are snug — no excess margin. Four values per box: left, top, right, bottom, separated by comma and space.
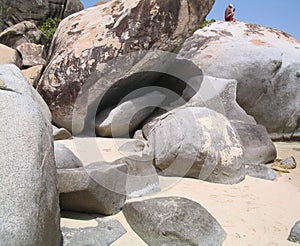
62, 218, 126, 246
178, 21, 300, 139
143, 107, 245, 184
0, 0, 83, 32
95, 91, 166, 137
54, 142, 83, 169
58, 161, 127, 215
288, 221, 300, 244
0, 21, 48, 49
16, 42, 46, 67
53, 125, 73, 140
0, 65, 60, 244
245, 164, 277, 181
133, 129, 146, 141
123, 197, 227, 246
37, 0, 215, 131
0, 44, 22, 67
182, 75, 276, 164
22, 65, 44, 87
231, 120, 276, 164
113, 155, 160, 198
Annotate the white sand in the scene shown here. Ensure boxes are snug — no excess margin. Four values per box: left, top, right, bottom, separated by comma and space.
60, 140, 300, 245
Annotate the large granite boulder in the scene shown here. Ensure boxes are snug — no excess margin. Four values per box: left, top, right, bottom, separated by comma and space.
0, 44, 22, 67
0, 21, 48, 49
178, 21, 300, 139
0, 0, 83, 32
95, 90, 166, 137
58, 161, 127, 215
54, 142, 83, 169
0, 64, 60, 244
182, 75, 276, 164
123, 197, 227, 246
37, 0, 215, 132
143, 107, 245, 184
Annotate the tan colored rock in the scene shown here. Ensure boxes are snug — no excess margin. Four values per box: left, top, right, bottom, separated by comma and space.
37, 0, 215, 132
22, 65, 44, 87
0, 44, 21, 68
17, 42, 46, 67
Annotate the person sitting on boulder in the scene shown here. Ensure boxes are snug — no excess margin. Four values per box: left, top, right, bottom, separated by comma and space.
225, 4, 236, 22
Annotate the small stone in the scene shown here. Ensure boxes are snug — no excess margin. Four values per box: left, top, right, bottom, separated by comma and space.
279, 156, 297, 169
288, 221, 300, 243
245, 164, 277, 181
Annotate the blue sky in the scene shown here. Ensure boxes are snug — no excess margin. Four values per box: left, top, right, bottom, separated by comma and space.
81, 0, 300, 41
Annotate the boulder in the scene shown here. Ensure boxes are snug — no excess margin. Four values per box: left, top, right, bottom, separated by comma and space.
133, 129, 146, 141
231, 121, 276, 164
0, 64, 51, 122
0, 0, 84, 32
123, 197, 227, 246
143, 107, 245, 184
53, 125, 73, 140
16, 42, 46, 67
0, 21, 48, 49
113, 155, 160, 198
0, 44, 22, 67
95, 91, 166, 137
58, 161, 127, 215
245, 164, 277, 181
178, 21, 300, 139
36, 0, 215, 131
0, 65, 60, 244
62, 218, 126, 246
54, 142, 83, 169
288, 221, 300, 244
22, 65, 44, 87
182, 76, 276, 164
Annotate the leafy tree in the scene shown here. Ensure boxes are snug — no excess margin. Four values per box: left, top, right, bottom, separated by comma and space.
39, 18, 61, 40
201, 19, 216, 28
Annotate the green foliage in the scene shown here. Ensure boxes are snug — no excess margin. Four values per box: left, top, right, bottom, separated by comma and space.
38, 18, 61, 40
201, 19, 216, 28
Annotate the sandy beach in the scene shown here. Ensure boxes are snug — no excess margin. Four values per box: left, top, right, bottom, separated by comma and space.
61, 140, 300, 245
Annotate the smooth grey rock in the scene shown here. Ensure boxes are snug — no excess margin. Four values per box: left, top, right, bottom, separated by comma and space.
279, 156, 297, 169
143, 107, 245, 184
0, 21, 48, 48
54, 142, 83, 169
59, 161, 127, 215
95, 91, 166, 137
22, 65, 44, 88
0, 0, 83, 32
184, 76, 256, 124
288, 221, 300, 243
16, 42, 46, 67
133, 129, 146, 141
0, 66, 60, 244
37, 0, 215, 131
0, 44, 22, 68
118, 140, 145, 153
0, 64, 51, 122
245, 164, 277, 181
178, 21, 300, 138
231, 120, 277, 164
113, 155, 160, 198
62, 218, 126, 246
53, 125, 73, 140
123, 197, 227, 246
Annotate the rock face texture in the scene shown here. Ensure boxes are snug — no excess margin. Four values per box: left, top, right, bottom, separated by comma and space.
123, 197, 227, 246
37, 0, 215, 131
0, 44, 22, 67
288, 221, 300, 244
178, 21, 300, 139
0, 64, 60, 244
143, 107, 245, 184
62, 218, 126, 246
0, 0, 84, 32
